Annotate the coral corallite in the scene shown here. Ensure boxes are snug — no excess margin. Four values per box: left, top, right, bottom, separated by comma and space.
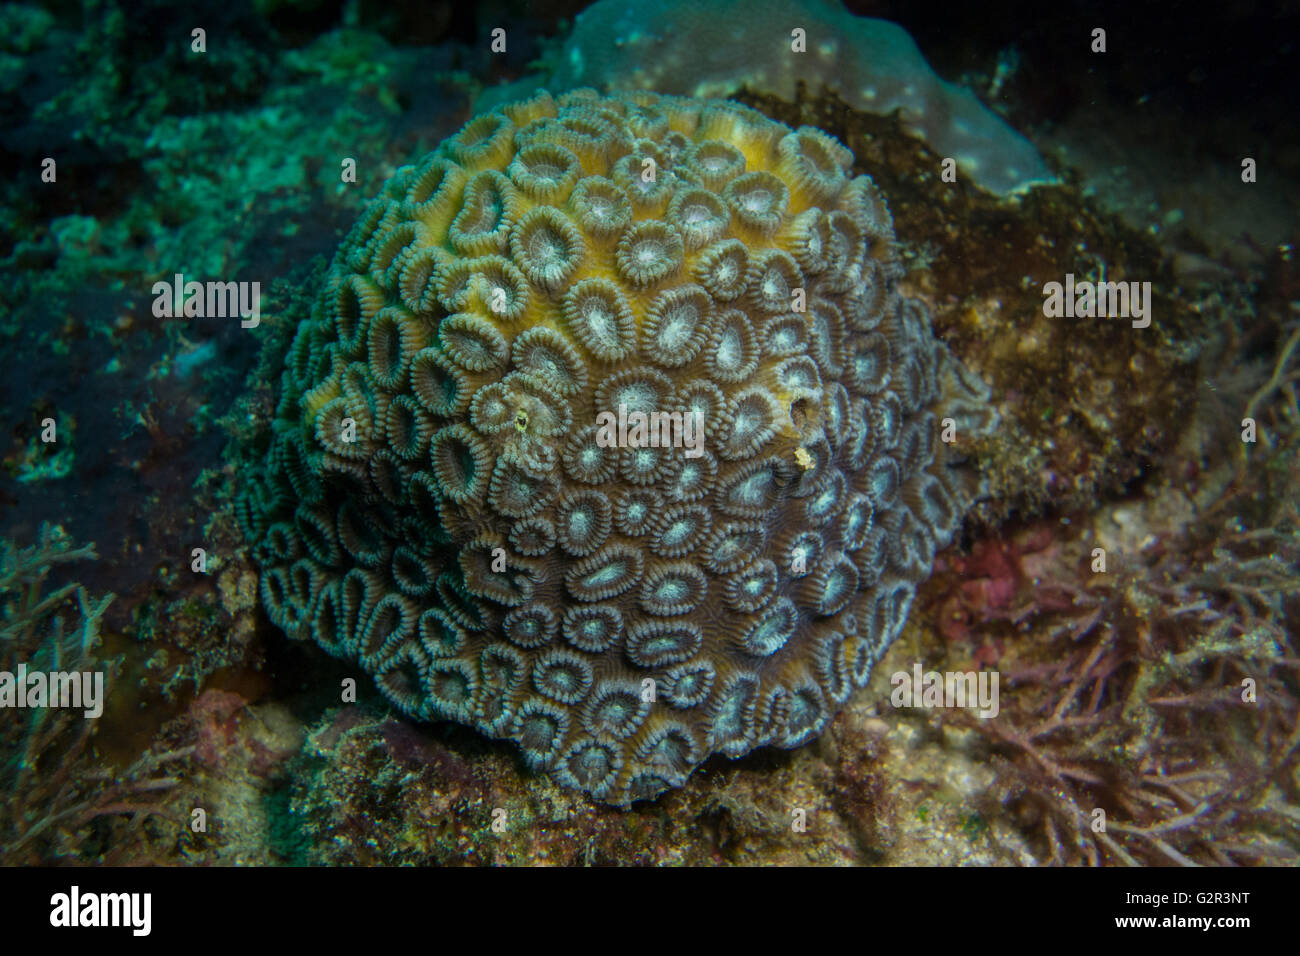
241, 89, 996, 804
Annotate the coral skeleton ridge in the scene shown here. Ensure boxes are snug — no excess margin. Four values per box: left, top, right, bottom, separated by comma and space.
242, 88, 996, 804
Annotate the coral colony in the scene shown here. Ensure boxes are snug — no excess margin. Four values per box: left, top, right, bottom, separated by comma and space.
242, 90, 997, 803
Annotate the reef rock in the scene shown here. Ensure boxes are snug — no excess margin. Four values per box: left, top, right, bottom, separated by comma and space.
480, 0, 1054, 197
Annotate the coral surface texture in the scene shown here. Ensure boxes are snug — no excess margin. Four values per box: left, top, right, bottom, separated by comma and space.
242, 88, 994, 804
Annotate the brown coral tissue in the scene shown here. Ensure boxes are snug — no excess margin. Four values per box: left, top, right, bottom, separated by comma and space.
239, 89, 996, 804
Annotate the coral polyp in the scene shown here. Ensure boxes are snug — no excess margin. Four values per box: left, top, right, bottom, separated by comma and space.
240, 88, 995, 804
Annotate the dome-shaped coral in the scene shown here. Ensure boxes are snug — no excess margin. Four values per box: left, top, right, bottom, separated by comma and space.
241, 89, 995, 805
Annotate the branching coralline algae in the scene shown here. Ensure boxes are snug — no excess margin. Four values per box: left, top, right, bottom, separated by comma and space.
241, 89, 996, 805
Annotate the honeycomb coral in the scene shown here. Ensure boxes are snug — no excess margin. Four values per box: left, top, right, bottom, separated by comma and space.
242, 89, 995, 805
